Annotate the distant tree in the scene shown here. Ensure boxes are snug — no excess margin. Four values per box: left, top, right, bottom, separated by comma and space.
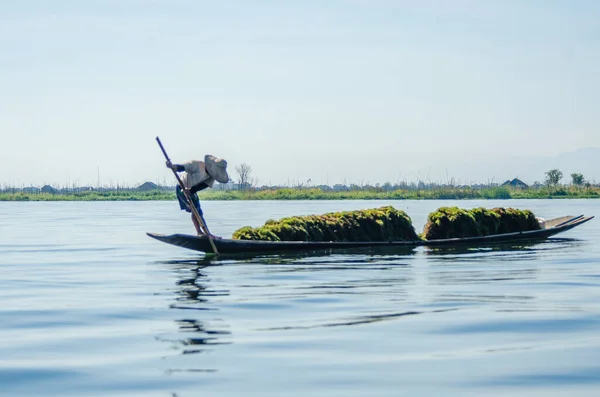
235, 163, 253, 189
544, 169, 563, 186
571, 173, 585, 186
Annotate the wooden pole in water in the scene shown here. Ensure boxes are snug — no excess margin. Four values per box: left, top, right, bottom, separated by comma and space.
155, 137, 219, 256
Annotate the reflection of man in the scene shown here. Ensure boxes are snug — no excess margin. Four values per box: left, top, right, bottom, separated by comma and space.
166, 155, 229, 236
169, 264, 232, 355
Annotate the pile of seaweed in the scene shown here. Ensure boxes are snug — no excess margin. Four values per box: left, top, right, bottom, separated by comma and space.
232, 206, 419, 242
422, 207, 541, 240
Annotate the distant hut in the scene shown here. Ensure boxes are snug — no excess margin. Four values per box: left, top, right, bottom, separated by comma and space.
501, 178, 529, 189
41, 185, 57, 194
333, 184, 350, 192
137, 181, 159, 191
22, 186, 41, 194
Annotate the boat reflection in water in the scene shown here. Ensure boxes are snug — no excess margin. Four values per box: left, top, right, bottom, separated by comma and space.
424, 237, 586, 310
155, 236, 586, 366
424, 237, 584, 259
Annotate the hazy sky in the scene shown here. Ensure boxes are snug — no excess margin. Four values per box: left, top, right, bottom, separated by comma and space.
1, 0, 599, 187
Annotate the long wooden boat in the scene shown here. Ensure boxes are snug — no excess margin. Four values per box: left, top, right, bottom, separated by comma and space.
147, 215, 593, 255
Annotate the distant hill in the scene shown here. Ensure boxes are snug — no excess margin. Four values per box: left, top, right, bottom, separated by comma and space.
427, 147, 600, 185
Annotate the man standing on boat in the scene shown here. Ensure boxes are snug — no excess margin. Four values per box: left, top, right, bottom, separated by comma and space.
166, 155, 229, 237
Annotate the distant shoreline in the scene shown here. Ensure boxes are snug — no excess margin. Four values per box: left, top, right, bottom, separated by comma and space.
1, 186, 599, 201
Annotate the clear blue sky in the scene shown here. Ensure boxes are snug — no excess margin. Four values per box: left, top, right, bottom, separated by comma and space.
1, 0, 599, 187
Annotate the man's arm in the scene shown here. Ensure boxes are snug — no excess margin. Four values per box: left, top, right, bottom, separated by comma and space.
166, 162, 185, 172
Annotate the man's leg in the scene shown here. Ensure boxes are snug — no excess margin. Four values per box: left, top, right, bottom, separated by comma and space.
191, 213, 204, 235
192, 197, 221, 238
178, 186, 205, 235
191, 194, 208, 235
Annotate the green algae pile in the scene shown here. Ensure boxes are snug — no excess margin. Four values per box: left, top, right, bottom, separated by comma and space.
232, 206, 419, 242
232, 205, 541, 242
422, 207, 541, 240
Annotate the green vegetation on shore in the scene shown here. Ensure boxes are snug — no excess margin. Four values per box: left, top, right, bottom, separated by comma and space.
1, 185, 600, 201
3, 166, 597, 201
0, 190, 174, 201
198, 186, 600, 200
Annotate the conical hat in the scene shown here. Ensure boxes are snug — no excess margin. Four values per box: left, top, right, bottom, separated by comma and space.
204, 155, 229, 183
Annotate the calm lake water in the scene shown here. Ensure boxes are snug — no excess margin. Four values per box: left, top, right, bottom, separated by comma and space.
1, 199, 600, 397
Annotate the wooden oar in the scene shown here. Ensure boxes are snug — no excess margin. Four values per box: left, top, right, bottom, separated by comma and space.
155, 136, 219, 256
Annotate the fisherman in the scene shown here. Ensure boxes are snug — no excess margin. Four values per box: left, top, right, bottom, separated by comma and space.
166, 155, 229, 237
